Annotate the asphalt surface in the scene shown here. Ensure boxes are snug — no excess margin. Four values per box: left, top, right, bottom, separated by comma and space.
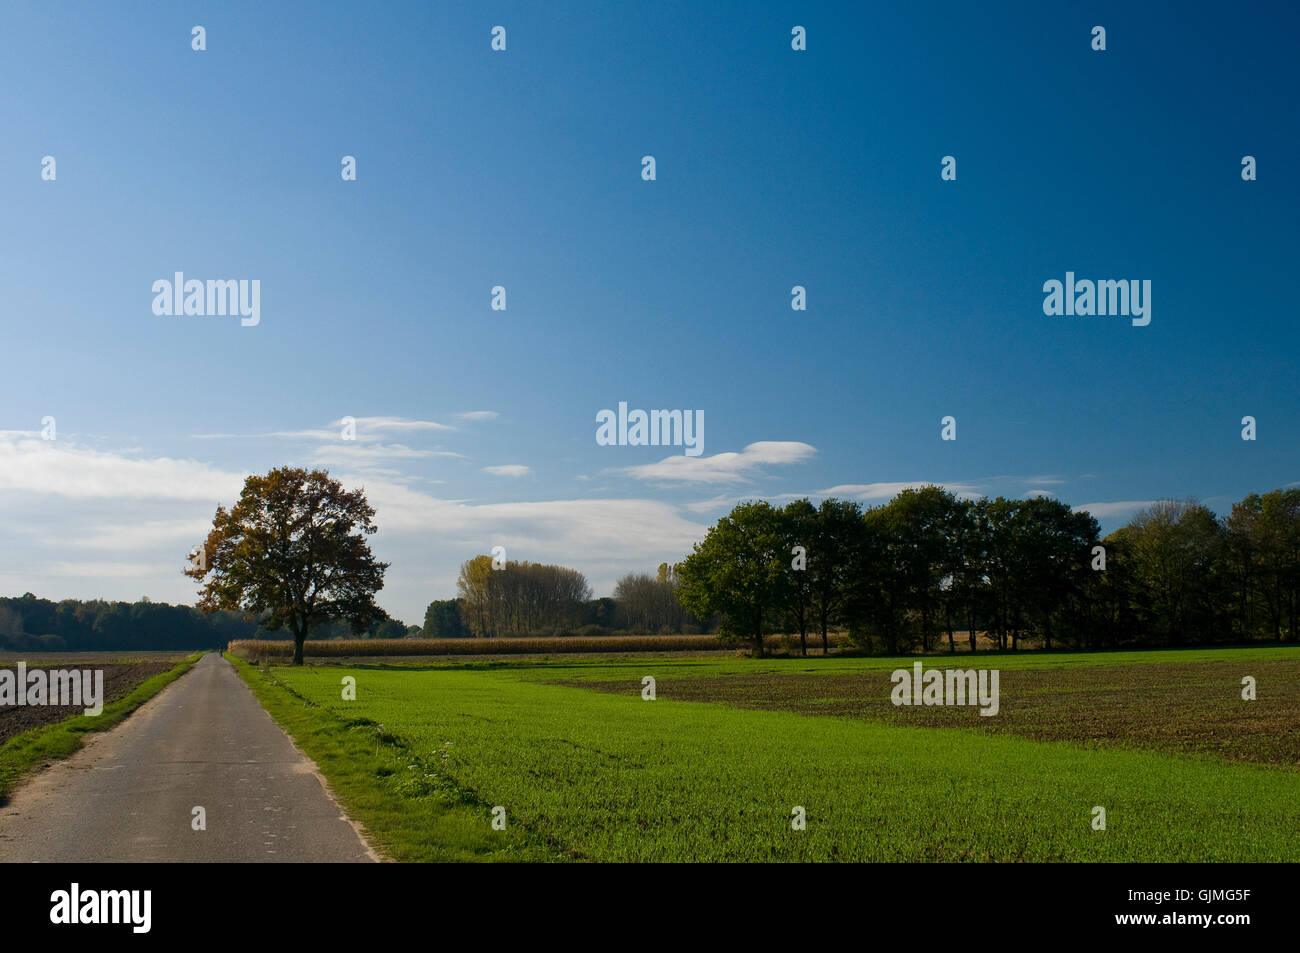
0, 652, 376, 862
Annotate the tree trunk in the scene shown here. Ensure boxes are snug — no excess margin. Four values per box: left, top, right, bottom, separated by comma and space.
292, 634, 305, 665
820, 615, 829, 656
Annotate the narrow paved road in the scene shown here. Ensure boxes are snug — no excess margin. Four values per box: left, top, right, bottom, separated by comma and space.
0, 653, 376, 862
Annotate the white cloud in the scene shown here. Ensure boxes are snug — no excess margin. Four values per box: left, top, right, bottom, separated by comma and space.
682, 493, 743, 513
457, 411, 500, 421
335, 416, 455, 434
612, 441, 816, 485
812, 481, 983, 501
196, 416, 454, 442
72, 519, 215, 551
43, 560, 169, 580
482, 464, 530, 477
0, 434, 244, 501
194, 417, 467, 470
1072, 500, 1155, 520
309, 442, 464, 466
192, 428, 333, 441
325, 478, 711, 612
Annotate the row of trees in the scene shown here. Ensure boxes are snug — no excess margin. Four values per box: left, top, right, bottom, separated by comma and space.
675, 487, 1300, 656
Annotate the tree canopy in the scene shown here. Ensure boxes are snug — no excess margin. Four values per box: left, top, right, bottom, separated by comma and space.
185, 466, 389, 664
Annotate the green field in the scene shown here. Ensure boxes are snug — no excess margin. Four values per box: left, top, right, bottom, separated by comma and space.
237, 645, 1300, 862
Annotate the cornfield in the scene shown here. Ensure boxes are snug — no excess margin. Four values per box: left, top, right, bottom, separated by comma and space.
227, 632, 851, 661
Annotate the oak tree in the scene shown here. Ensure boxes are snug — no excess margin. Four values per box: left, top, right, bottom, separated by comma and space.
185, 466, 389, 664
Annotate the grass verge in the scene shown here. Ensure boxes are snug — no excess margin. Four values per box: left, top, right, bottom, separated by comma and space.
0, 652, 202, 804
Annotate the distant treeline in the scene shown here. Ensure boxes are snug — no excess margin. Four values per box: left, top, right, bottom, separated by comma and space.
0, 594, 414, 652
673, 487, 1300, 656
0, 595, 250, 652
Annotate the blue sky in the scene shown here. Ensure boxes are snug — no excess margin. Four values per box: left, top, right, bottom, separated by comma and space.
2, 1, 1297, 625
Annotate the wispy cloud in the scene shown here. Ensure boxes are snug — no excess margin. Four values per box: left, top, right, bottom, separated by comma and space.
612, 441, 816, 485
810, 481, 984, 501
457, 411, 500, 421
309, 443, 465, 466
682, 493, 744, 513
482, 464, 530, 477
338, 416, 455, 434
194, 416, 454, 441
72, 519, 215, 551
1072, 500, 1154, 520
44, 560, 170, 580
192, 417, 464, 470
